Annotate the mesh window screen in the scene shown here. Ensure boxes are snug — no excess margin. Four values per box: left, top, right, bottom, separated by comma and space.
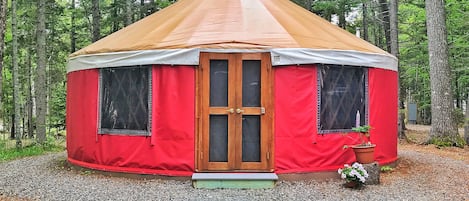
100, 66, 150, 135
318, 65, 367, 132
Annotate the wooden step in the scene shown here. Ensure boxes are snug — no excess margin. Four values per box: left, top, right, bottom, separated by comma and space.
192, 173, 278, 189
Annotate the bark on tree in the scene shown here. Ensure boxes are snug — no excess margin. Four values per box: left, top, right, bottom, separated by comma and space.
305, 0, 312, 11
338, 2, 346, 29
140, 0, 144, 19
112, 0, 119, 32
12, 0, 22, 148
70, 0, 76, 53
389, 0, 406, 140
379, 0, 391, 52
92, 0, 101, 42
36, 0, 47, 144
149, 0, 156, 13
27, 48, 34, 138
125, 0, 132, 26
464, 93, 469, 144
425, 0, 459, 145
0, 0, 7, 131
362, 2, 368, 41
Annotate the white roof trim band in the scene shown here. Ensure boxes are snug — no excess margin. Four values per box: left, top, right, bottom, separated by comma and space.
67, 48, 398, 73
67, 49, 201, 73
270, 48, 398, 71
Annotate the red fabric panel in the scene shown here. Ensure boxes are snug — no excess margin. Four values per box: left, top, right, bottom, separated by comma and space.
369, 68, 398, 164
67, 66, 195, 176
66, 70, 99, 163
150, 65, 195, 174
274, 65, 398, 173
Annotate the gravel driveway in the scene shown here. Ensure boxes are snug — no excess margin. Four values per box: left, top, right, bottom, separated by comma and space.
1, 149, 468, 201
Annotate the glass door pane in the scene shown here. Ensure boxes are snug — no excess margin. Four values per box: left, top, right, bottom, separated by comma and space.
210, 60, 228, 107
242, 115, 260, 162
209, 115, 228, 162
242, 60, 261, 107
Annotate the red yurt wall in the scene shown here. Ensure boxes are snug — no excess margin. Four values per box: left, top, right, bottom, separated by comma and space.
67, 64, 397, 176
274, 65, 398, 173
66, 65, 196, 176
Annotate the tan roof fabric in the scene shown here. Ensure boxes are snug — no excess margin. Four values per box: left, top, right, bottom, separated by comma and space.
71, 0, 390, 57
68, 0, 397, 73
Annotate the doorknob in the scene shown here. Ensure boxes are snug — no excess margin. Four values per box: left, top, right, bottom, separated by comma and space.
226, 108, 234, 114
236, 108, 244, 114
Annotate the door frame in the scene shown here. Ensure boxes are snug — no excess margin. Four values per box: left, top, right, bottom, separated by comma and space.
195, 52, 274, 172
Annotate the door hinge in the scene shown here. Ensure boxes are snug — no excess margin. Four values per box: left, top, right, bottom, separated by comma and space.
261, 107, 266, 115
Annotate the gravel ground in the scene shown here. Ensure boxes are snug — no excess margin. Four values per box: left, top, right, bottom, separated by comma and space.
1, 149, 468, 201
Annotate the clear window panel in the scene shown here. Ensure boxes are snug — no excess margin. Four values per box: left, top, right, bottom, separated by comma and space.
242, 115, 260, 162
242, 60, 261, 107
210, 60, 228, 107
100, 67, 149, 131
209, 115, 228, 162
319, 65, 366, 131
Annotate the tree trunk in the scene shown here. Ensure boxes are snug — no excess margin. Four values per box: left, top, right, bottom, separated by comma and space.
70, 0, 76, 53
377, 21, 384, 49
425, 0, 459, 145
27, 48, 34, 138
149, 0, 156, 14
140, 0, 145, 19
464, 93, 469, 144
92, 0, 101, 42
111, 0, 119, 32
125, 0, 132, 26
305, 0, 312, 11
12, 0, 22, 148
338, 2, 346, 29
389, 0, 406, 140
36, 0, 47, 144
10, 114, 14, 139
379, 0, 391, 52
0, 0, 7, 132
362, 2, 368, 41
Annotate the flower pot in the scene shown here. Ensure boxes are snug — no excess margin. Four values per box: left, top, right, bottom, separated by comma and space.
352, 144, 376, 164
344, 180, 360, 188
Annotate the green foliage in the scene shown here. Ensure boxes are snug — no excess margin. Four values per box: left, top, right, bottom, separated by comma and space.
80, 170, 94, 175
352, 125, 372, 133
453, 108, 465, 127
49, 82, 66, 130
380, 165, 394, 172
428, 136, 466, 148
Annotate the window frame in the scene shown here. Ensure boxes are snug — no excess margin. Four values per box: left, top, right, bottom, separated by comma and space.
317, 64, 368, 134
98, 65, 152, 136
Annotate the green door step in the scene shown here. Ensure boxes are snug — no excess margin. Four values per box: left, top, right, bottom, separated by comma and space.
192, 173, 278, 189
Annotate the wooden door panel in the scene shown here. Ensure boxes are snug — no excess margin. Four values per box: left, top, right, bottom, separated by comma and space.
197, 52, 273, 172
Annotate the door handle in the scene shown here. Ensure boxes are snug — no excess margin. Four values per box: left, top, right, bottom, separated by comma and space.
226, 108, 234, 114
236, 108, 244, 114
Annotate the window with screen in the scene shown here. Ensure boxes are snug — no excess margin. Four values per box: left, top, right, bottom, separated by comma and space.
99, 66, 151, 135
318, 64, 367, 133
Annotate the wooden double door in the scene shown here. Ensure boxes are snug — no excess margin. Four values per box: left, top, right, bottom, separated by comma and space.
196, 53, 273, 172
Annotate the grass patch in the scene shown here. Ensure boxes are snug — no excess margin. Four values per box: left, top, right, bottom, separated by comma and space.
0, 142, 65, 162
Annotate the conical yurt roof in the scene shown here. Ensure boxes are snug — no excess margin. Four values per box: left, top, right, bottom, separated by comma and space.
68, 0, 397, 73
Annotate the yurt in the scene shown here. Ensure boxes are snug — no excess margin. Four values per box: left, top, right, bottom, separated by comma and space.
66, 0, 398, 177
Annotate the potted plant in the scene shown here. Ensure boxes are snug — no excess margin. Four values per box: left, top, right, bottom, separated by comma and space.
338, 162, 369, 188
350, 125, 376, 164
